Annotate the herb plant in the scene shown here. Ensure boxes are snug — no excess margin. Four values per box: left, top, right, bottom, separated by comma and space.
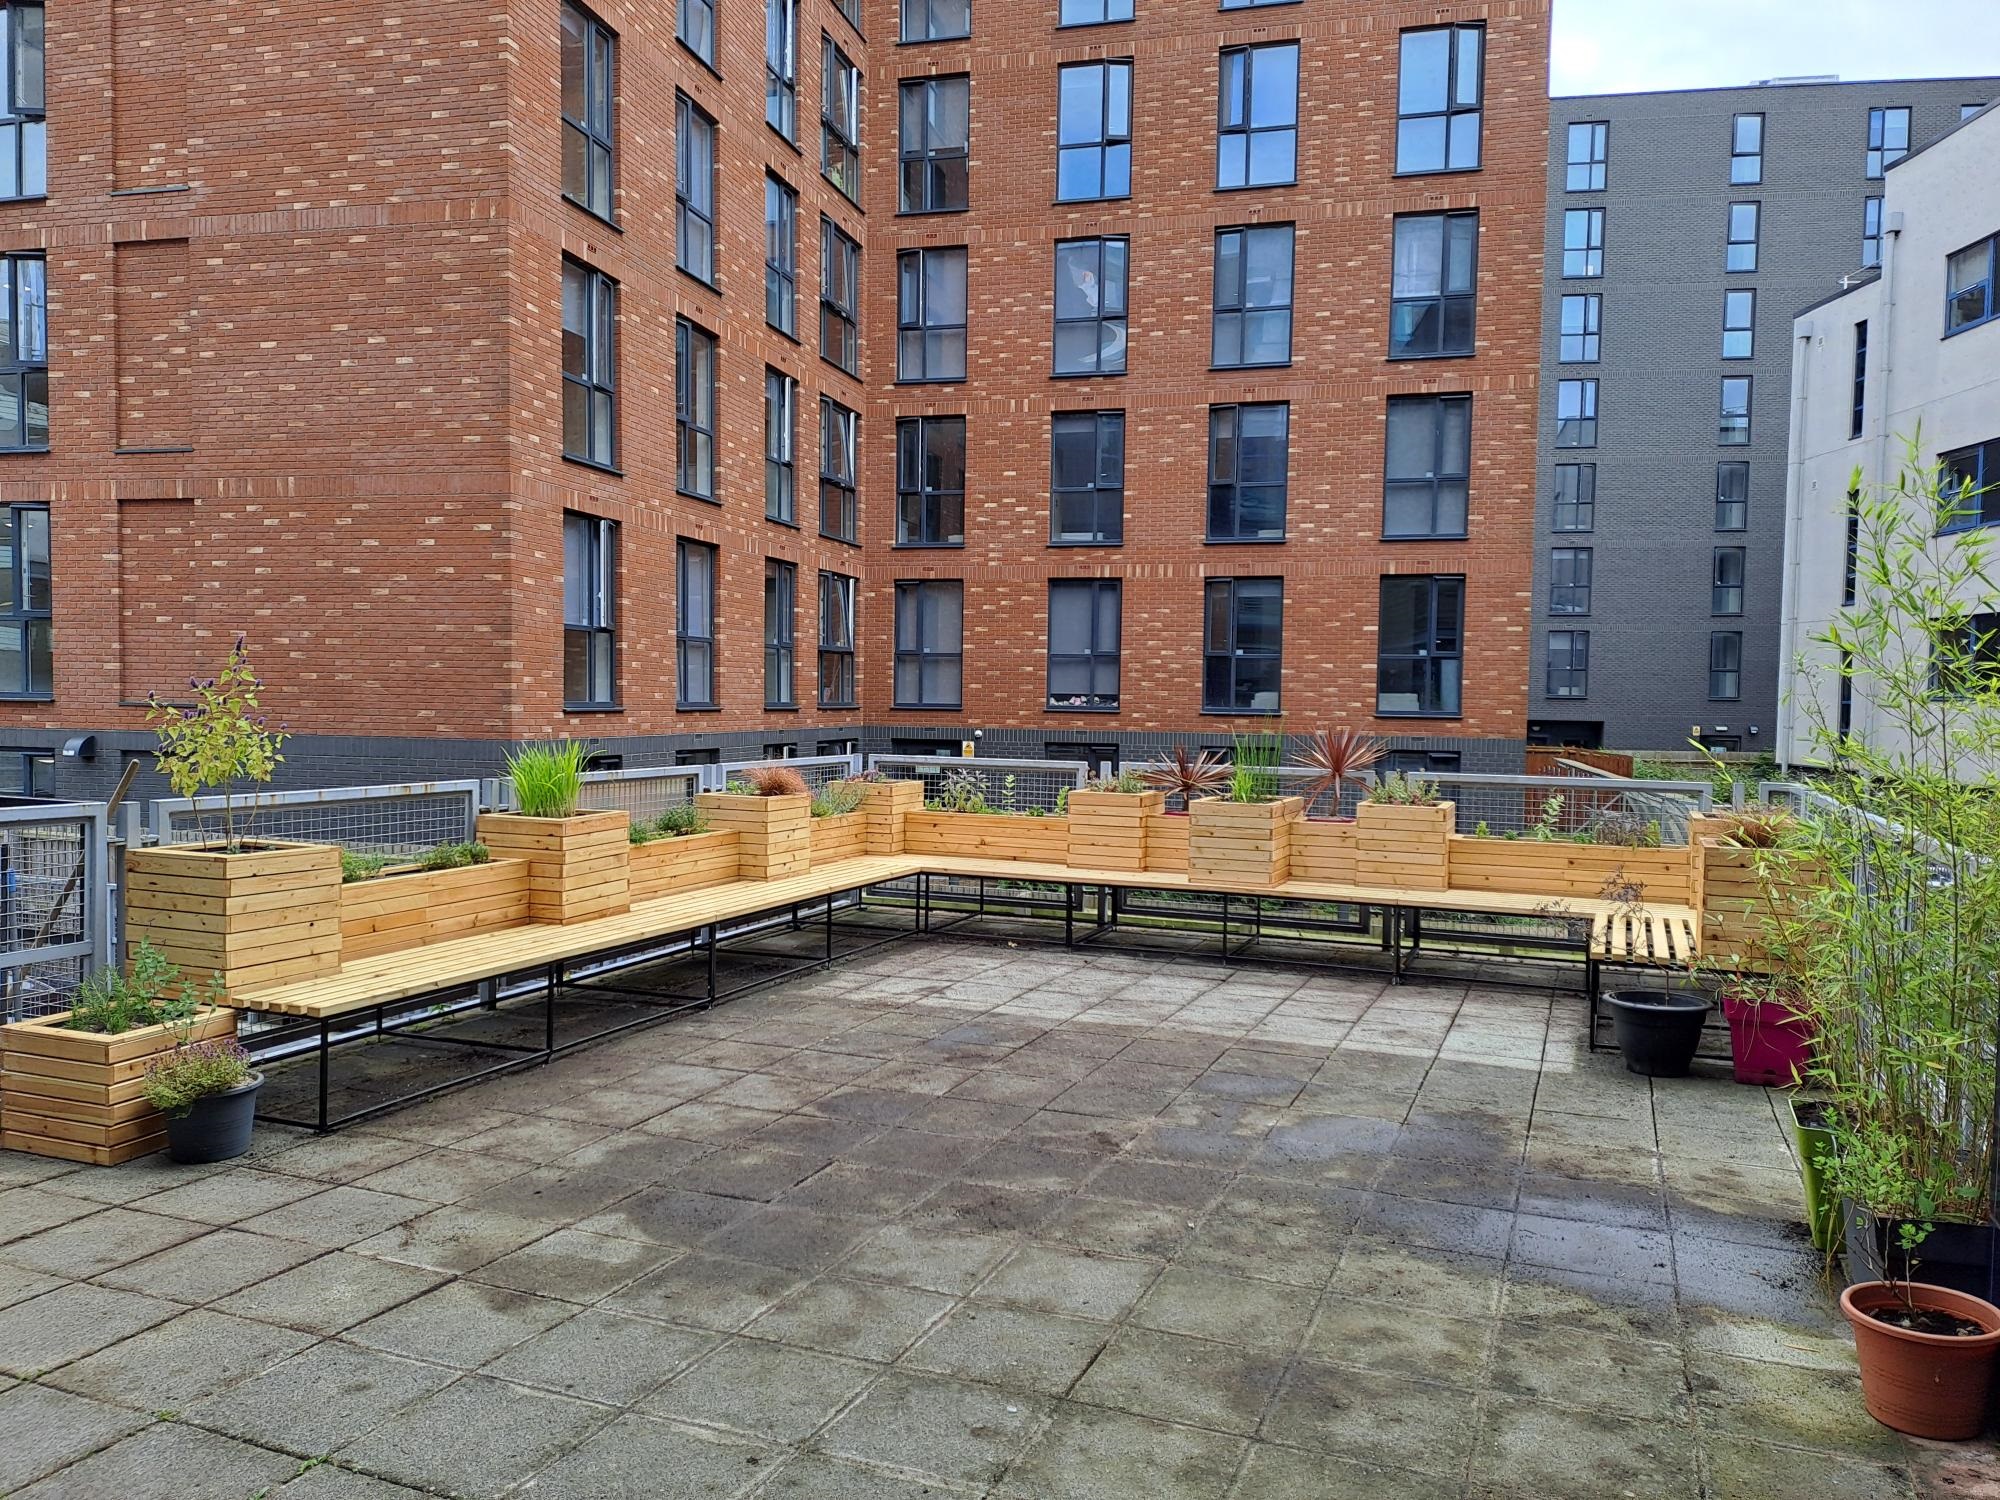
65, 941, 224, 1035
141, 1039, 255, 1117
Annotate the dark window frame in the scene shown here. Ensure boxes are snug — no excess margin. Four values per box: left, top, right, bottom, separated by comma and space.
820, 216, 861, 376
677, 0, 716, 65
1722, 288, 1755, 360
675, 93, 717, 286
765, 559, 797, 708
765, 174, 798, 337
1712, 545, 1745, 616
822, 35, 862, 203
1212, 222, 1294, 369
1383, 393, 1471, 540
561, 3, 617, 222
562, 511, 617, 710
1862, 196, 1883, 269
1844, 490, 1860, 605
676, 539, 718, 710
766, 0, 798, 140
0, 2, 44, 203
1206, 402, 1290, 543
896, 245, 968, 383
1709, 630, 1743, 701
1050, 409, 1125, 545
896, 414, 967, 546
675, 318, 718, 501
1053, 236, 1129, 376
1395, 23, 1484, 175
765, 368, 797, 524
1730, 112, 1764, 185
1561, 206, 1604, 278
1565, 120, 1607, 191
1715, 461, 1749, 532
1719, 375, 1752, 446
1727, 200, 1759, 273
1555, 377, 1597, 449
1866, 104, 1910, 178
1047, 578, 1122, 712
900, 0, 971, 42
1558, 292, 1600, 362
0, 501, 50, 699
1056, 59, 1134, 203
1549, 546, 1592, 616
820, 396, 859, 542
560, 258, 616, 469
1939, 437, 2000, 534
1553, 463, 1595, 533
1389, 210, 1477, 360
818, 570, 858, 708
1376, 574, 1464, 718
1946, 233, 1998, 336
1851, 320, 1868, 440
1546, 629, 1589, 699
898, 74, 970, 213
1202, 576, 1284, 715
1060, 0, 1133, 23
894, 579, 964, 709
1217, 41, 1299, 191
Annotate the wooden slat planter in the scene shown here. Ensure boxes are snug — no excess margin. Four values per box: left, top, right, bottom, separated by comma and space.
629, 831, 740, 902
858, 780, 924, 854
475, 811, 630, 925
1355, 801, 1454, 891
1067, 790, 1165, 871
697, 793, 812, 880
338, 859, 532, 961
1187, 797, 1305, 887
902, 811, 1070, 863
1698, 839, 1816, 973
1, 1006, 237, 1165
809, 813, 866, 864
1291, 819, 1359, 883
1143, 813, 1190, 873
125, 841, 343, 994
1448, 836, 1696, 907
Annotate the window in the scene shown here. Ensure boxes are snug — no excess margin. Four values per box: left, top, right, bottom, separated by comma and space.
832, 0, 862, 29
765, 561, 797, 708
1561, 208, 1603, 278
0, 503, 48, 697
1716, 462, 1749, 531
1866, 106, 1910, 178
1207, 403, 1289, 541
1051, 411, 1124, 544
1933, 612, 2000, 698
1383, 394, 1470, 539
901, 0, 970, 41
1558, 293, 1600, 362
896, 246, 968, 382
1548, 547, 1592, 615
675, 319, 717, 500
1377, 576, 1463, 717
1553, 464, 1595, 532
1946, 233, 1998, 334
1838, 649, 1854, 738
766, 0, 797, 140
1862, 197, 1883, 269
561, 5, 615, 220
821, 218, 860, 375
1844, 490, 1859, 605
765, 370, 796, 524
0, 748, 51, 795
819, 571, 857, 708
1203, 577, 1282, 714
894, 580, 963, 708
898, 77, 969, 215
1048, 580, 1121, 710
1212, 224, 1293, 368
765, 176, 797, 337
1967, 104, 1989, 121
676, 541, 717, 709
1730, 113, 1763, 184
896, 416, 966, 545
1390, 211, 1477, 358
1396, 25, 1483, 174
1546, 630, 1588, 699
0, 2, 43, 200
1712, 546, 1745, 615
1053, 237, 1128, 376
1555, 379, 1597, 448
1727, 202, 1759, 273
559, 513, 615, 709
1565, 121, 1607, 191
820, 397, 859, 542
1939, 438, 2000, 532
1217, 42, 1298, 190
677, 0, 714, 63
1719, 376, 1751, 446
1057, 60, 1133, 202
560, 259, 615, 468
676, 95, 716, 284
1061, 0, 1131, 22
822, 37, 861, 202
1851, 321, 1868, 440
1709, 631, 1742, 700
1722, 289, 1755, 360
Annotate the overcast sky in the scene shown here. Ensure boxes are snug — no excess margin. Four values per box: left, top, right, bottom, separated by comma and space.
1552, 0, 2000, 96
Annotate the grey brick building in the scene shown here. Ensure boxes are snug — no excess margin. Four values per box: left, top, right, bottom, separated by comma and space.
1527, 76, 2000, 753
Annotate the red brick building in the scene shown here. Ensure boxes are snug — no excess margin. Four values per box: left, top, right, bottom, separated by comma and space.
0, 0, 1547, 797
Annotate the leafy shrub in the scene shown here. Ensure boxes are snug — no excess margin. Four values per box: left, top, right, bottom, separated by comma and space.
1365, 772, 1440, 806
144, 636, 288, 852
812, 780, 866, 818
743, 766, 811, 798
418, 841, 490, 871
657, 803, 708, 837
340, 850, 394, 883
141, 1039, 254, 1117
66, 941, 223, 1035
1080, 770, 1146, 794
507, 741, 588, 818
1586, 814, 1663, 848
929, 768, 991, 814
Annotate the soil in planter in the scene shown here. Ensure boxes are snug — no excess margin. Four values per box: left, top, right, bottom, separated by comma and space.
1867, 1302, 1987, 1337
1793, 1098, 1834, 1131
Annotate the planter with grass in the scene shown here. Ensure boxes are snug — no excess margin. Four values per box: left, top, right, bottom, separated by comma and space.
627, 804, 739, 901
1066, 778, 1165, 871
808, 780, 868, 863
0, 943, 236, 1165
1355, 776, 1454, 891
337, 844, 531, 960
477, 741, 629, 924
856, 777, 924, 855
143, 1039, 262, 1165
697, 768, 814, 880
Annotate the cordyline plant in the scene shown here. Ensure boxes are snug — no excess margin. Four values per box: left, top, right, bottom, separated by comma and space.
1772, 440, 2000, 1285
145, 637, 287, 852
1137, 746, 1230, 810
1297, 728, 1383, 816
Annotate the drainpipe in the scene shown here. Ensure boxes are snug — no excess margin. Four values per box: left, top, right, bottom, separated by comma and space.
1777, 322, 1814, 771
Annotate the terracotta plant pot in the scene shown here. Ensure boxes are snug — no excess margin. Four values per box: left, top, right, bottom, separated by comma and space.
1840, 1281, 2000, 1440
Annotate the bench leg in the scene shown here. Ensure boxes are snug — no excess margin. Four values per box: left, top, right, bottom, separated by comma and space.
316, 1018, 331, 1133
1064, 884, 1074, 948
1389, 907, 1405, 985
545, 962, 559, 1056
825, 899, 834, 966
705, 924, 718, 1006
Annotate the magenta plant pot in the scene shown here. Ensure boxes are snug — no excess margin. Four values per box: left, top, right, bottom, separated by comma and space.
1721, 992, 1813, 1087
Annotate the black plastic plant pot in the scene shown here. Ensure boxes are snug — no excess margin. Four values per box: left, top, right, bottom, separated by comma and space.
1842, 1200, 2000, 1304
1605, 990, 1710, 1078
162, 1073, 264, 1164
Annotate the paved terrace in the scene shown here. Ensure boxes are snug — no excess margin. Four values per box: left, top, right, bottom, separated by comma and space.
1, 939, 1995, 1499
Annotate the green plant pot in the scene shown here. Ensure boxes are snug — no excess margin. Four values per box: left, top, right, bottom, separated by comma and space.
1786, 1095, 1839, 1252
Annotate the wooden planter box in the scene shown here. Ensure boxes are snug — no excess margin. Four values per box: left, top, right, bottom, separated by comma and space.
1355, 801, 1454, 891
125, 840, 343, 995
629, 830, 740, 902
1448, 836, 1696, 908
1066, 790, 1165, 872
809, 812, 866, 864
1143, 813, 1190, 873
338, 858, 532, 961
1291, 819, 1359, 883
1187, 797, 1305, 887
1, 1006, 237, 1165
858, 779, 924, 855
902, 810, 1070, 864
697, 793, 812, 880
1698, 839, 1816, 972
475, 810, 630, 924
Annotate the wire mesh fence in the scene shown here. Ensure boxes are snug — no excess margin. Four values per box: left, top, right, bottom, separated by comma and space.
1410, 771, 1712, 843
0, 801, 111, 1024
575, 767, 704, 825
151, 782, 483, 857
715, 753, 863, 793
867, 755, 1090, 813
